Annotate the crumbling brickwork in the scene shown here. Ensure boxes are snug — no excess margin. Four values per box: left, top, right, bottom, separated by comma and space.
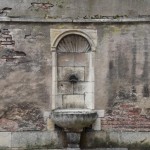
0, 29, 15, 47
102, 102, 150, 131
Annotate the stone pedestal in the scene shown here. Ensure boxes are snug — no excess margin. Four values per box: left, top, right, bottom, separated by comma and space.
66, 132, 81, 149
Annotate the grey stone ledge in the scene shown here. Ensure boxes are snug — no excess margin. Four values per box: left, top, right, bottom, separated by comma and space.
0, 17, 150, 23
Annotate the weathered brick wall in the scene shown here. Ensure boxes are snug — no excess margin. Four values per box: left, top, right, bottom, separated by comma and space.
95, 24, 150, 131
0, 29, 15, 46
0, 23, 52, 131
102, 102, 150, 131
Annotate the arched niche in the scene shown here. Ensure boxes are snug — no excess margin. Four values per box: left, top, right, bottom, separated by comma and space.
50, 29, 97, 110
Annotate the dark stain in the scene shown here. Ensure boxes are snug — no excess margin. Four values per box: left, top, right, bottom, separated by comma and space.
109, 60, 113, 70
29, 2, 54, 11
142, 37, 149, 81
131, 44, 137, 85
142, 84, 149, 97
0, 7, 12, 16
108, 60, 117, 80
131, 85, 137, 100
107, 60, 117, 107
117, 51, 129, 79
142, 36, 149, 97
0, 48, 26, 59
118, 87, 131, 100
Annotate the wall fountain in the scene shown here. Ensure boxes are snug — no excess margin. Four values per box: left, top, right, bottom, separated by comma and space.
50, 29, 98, 149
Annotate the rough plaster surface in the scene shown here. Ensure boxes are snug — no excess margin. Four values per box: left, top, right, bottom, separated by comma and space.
0, 24, 52, 131
11, 131, 66, 148
0, 0, 150, 19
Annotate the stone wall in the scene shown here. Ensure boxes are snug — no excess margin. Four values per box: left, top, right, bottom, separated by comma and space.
0, 1, 150, 148
0, 23, 150, 133
0, 0, 150, 19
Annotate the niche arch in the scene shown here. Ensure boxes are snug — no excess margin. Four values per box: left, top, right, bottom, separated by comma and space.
57, 34, 91, 53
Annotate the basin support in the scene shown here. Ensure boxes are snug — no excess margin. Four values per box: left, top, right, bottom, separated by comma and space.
66, 132, 81, 149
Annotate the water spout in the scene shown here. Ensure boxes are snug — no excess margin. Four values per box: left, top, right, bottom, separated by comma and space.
69, 74, 79, 84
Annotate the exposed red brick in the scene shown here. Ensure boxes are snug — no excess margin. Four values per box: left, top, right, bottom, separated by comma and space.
0, 118, 18, 131
0, 29, 15, 47
102, 102, 150, 131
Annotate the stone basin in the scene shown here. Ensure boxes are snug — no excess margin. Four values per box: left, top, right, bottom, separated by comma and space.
51, 109, 98, 132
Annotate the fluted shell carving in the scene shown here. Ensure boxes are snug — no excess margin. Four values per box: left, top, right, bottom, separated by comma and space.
57, 34, 91, 53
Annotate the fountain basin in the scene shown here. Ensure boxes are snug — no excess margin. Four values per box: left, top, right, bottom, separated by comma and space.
51, 109, 98, 132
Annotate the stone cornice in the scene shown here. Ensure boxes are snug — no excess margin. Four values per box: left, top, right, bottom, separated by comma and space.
0, 17, 150, 23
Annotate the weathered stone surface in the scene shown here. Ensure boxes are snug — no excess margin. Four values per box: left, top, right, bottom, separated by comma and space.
58, 67, 84, 81
63, 95, 85, 108
0, 102, 45, 131
58, 82, 73, 94
47, 118, 55, 131
83, 148, 128, 150
74, 53, 89, 67
0, 132, 11, 147
74, 82, 94, 94
0, 0, 150, 19
96, 110, 105, 118
11, 131, 66, 148
0, 8, 150, 141
92, 118, 101, 131
58, 53, 74, 67
85, 93, 94, 109
51, 109, 97, 132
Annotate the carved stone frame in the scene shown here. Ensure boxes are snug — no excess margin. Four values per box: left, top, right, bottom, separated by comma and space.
50, 29, 97, 110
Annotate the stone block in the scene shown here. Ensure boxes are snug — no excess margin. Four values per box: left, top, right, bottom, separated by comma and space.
55, 95, 63, 108
12, 132, 39, 148
109, 132, 121, 143
92, 118, 101, 131
85, 93, 94, 109
0, 132, 11, 147
58, 67, 74, 81
85, 67, 94, 82
58, 67, 84, 81
74, 82, 94, 94
74, 53, 89, 66
96, 110, 105, 117
11, 131, 65, 148
47, 118, 55, 131
43, 111, 50, 122
74, 67, 85, 81
58, 82, 73, 94
120, 132, 150, 144
63, 95, 84, 108
82, 149, 127, 150
58, 53, 74, 67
